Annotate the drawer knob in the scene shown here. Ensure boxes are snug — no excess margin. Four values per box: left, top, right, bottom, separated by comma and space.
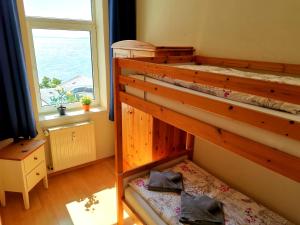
36, 172, 40, 176
34, 157, 38, 160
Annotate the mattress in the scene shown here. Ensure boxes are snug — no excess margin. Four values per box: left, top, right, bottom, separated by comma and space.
125, 187, 167, 225
125, 160, 294, 225
141, 64, 300, 114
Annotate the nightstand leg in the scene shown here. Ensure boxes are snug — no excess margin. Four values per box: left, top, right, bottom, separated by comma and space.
22, 191, 30, 210
43, 176, 48, 189
0, 190, 5, 207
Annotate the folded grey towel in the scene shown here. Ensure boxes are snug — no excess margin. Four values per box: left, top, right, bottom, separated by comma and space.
180, 192, 224, 225
147, 171, 183, 193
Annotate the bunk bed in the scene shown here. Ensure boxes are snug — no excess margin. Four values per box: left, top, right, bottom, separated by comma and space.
113, 55, 300, 225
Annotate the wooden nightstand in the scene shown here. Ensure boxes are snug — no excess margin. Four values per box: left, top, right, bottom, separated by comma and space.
0, 140, 48, 209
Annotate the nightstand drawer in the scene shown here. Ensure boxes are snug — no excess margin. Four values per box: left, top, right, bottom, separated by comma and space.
24, 146, 45, 174
26, 161, 46, 191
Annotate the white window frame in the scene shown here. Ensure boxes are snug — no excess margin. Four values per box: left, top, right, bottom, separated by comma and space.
25, 0, 100, 114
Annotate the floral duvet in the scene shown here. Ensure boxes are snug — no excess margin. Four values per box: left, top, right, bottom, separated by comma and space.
129, 160, 293, 225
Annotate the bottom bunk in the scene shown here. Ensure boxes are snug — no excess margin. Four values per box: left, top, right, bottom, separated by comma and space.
124, 159, 293, 225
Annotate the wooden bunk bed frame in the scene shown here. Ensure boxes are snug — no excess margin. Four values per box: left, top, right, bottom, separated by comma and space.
113, 55, 300, 225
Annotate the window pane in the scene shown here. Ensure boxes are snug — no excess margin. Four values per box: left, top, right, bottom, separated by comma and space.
32, 29, 94, 107
24, 0, 92, 21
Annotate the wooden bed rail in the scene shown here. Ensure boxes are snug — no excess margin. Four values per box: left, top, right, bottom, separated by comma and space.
132, 55, 300, 76
113, 59, 124, 225
129, 55, 195, 64
118, 58, 300, 105
119, 75, 300, 142
120, 92, 300, 183
195, 56, 300, 76
122, 150, 191, 178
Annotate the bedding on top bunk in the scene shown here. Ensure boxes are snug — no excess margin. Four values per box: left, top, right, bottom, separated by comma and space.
128, 160, 293, 225
139, 64, 300, 114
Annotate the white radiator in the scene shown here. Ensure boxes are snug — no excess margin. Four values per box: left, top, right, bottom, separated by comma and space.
48, 121, 96, 171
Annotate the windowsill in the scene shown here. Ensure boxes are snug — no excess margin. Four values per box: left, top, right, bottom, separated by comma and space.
39, 106, 106, 122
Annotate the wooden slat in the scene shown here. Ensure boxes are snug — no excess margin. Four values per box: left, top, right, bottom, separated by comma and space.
122, 150, 190, 178
114, 60, 123, 174
196, 56, 285, 72
152, 119, 187, 161
186, 133, 194, 160
119, 92, 300, 182
132, 55, 195, 64
122, 103, 187, 170
196, 56, 300, 76
117, 58, 300, 105
122, 104, 153, 169
119, 75, 300, 141
155, 50, 194, 57
113, 58, 124, 225
285, 64, 300, 75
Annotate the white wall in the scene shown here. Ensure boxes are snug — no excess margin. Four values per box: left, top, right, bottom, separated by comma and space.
137, 0, 300, 223
137, 0, 300, 64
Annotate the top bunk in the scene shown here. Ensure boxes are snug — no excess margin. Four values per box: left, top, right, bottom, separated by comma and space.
115, 55, 300, 142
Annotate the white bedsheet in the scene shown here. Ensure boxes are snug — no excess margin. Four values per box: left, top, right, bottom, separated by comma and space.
126, 160, 294, 225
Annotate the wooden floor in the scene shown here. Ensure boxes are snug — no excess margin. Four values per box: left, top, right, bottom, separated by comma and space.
0, 157, 135, 225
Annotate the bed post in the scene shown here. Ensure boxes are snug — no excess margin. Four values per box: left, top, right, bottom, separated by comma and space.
186, 133, 195, 160
113, 58, 124, 225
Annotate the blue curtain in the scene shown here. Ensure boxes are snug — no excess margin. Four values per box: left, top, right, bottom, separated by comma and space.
108, 0, 136, 121
0, 0, 37, 141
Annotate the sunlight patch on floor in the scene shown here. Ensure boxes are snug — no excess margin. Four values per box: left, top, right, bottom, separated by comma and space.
66, 187, 136, 225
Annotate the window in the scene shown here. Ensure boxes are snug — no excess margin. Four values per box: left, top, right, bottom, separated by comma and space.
24, 0, 100, 113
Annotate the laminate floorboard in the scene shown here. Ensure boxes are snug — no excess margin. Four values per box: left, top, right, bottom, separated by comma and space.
0, 157, 136, 225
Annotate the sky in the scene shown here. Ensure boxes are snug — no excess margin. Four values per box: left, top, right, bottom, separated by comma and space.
32, 29, 90, 38
23, 0, 92, 21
